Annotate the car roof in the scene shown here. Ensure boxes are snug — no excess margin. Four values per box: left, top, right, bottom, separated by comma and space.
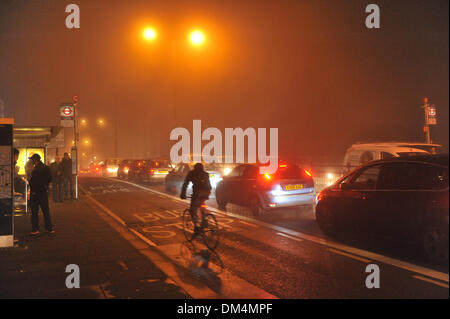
369, 154, 449, 167
349, 142, 442, 148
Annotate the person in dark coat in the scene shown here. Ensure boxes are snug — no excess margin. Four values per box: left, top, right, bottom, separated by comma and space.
49, 157, 63, 202
180, 163, 212, 236
60, 152, 73, 200
28, 154, 54, 235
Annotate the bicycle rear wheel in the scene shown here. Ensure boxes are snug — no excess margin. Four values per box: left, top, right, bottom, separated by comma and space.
182, 209, 196, 241
202, 213, 220, 250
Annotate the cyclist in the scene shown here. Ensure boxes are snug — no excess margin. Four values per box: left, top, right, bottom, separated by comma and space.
180, 163, 212, 236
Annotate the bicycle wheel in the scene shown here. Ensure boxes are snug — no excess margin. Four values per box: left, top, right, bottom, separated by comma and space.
202, 213, 220, 250
182, 209, 196, 241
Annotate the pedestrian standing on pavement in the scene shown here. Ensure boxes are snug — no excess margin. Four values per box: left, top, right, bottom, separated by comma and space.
25, 158, 34, 181
28, 154, 55, 235
61, 152, 73, 200
49, 157, 63, 202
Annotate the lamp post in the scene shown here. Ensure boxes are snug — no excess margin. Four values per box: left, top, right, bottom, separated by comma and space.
142, 27, 207, 122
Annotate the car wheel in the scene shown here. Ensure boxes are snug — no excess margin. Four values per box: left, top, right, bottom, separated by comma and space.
215, 189, 227, 210
422, 224, 449, 265
249, 195, 262, 217
315, 205, 337, 237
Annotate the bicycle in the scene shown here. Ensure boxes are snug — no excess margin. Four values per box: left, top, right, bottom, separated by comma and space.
182, 197, 220, 250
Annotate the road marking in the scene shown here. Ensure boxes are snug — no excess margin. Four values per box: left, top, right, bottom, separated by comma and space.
81, 187, 127, 226
108, 178, 450, 284
129, 228, 157, 247
327, 248, 371, 264
277, 232, 303, 242
118, 260, 129, 271
81, 185, 158, 247
413, 275, 449, 289
157, 243, 278, 299
81, 181, 277, 299
240, 220, 258, 228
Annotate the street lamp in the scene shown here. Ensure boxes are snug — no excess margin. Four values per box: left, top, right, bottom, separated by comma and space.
143, 27, 157, 41
189, 30, 205, 46
97, 119, 105, 126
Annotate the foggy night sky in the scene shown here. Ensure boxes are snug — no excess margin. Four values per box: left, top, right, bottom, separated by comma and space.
0, 0, 448, 163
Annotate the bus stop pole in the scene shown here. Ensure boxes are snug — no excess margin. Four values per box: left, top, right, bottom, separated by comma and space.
73, 102, 78, 199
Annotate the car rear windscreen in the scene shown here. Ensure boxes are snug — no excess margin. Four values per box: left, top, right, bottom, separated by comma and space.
275, 165, 309, 180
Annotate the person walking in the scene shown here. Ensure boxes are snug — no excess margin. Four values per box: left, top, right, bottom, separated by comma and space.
60, 152, 73, 200
28, 154, 54, 235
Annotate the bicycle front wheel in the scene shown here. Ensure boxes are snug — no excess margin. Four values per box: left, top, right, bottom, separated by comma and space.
182, 209, 196, 241
202, 213, 220, 250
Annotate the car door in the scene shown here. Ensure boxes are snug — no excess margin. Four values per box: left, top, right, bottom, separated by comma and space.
222, 165, 246, 204
240, 165, 259, 205
374, 162, 447, 240
341, 164, 383, 235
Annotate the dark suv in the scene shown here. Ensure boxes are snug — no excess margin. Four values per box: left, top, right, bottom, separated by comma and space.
315, 154, 449, 264
215, 163, 315, 216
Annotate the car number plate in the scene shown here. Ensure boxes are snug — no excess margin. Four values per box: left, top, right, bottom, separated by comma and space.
285, 184, 303, 191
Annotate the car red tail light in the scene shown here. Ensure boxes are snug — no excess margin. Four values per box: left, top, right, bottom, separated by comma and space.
263, 174, 272, 180
304, 169, 312, 177
149, 169, 155, 174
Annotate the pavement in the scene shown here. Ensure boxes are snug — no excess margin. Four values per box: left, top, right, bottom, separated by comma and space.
0, 195, 190, 299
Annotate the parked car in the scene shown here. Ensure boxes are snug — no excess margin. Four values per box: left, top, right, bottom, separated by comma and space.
117, 159, 132, 179
215, 162, 316, 216
315, 154, 449, 264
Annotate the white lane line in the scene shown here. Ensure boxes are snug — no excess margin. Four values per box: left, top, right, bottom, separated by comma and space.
277, 232, 303, 242
413, 275, 449, 289
108, 178, 450, 283
327, 248, 371, 264
239, 220, 258, 228
81, 186, 127, 226
81, 185, 158, 247
129, 228, 157, 247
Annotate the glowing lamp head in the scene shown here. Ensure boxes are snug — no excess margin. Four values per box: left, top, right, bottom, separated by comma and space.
189, 30, 205, 46
143, 27, 157, 41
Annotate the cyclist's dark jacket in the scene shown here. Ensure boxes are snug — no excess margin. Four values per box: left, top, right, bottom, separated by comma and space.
181, 167, 211, 198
